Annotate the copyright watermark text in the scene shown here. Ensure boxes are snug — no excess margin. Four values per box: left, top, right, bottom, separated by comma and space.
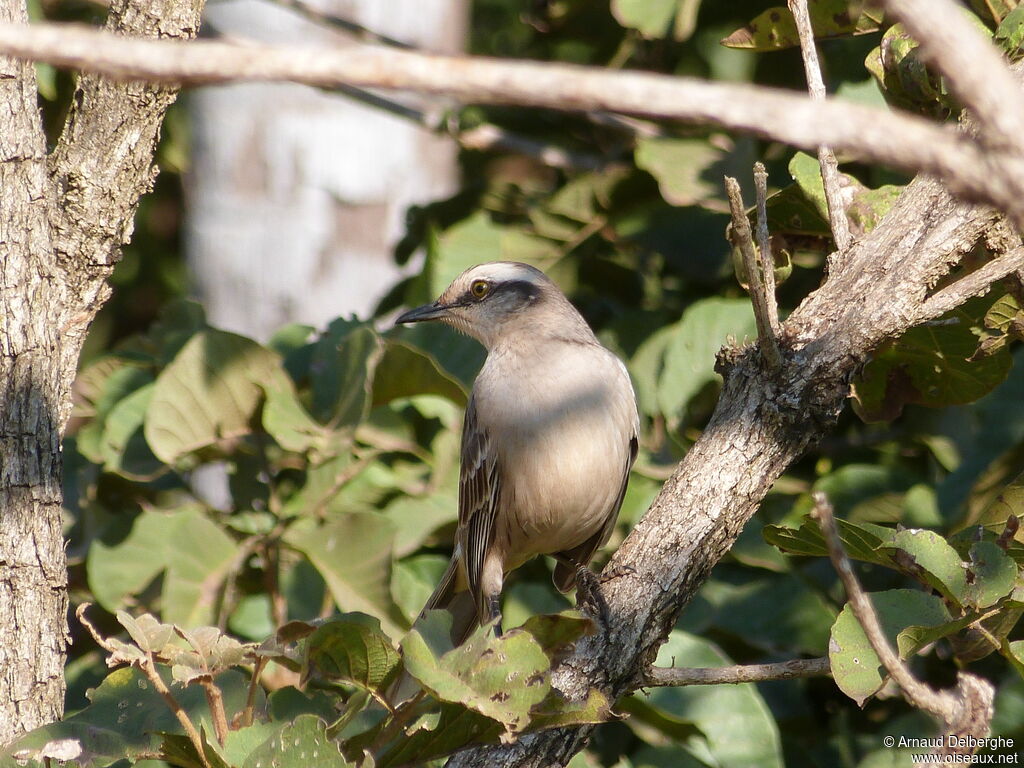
881, 734, 1018, 763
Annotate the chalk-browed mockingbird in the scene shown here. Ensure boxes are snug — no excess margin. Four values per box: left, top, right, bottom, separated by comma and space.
396, 261, 639, 644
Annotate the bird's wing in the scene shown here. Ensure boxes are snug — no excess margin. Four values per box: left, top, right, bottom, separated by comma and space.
458, 394, 501, 612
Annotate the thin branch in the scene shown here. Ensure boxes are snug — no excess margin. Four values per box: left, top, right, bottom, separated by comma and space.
726, 176, 782, 370
3, 22, 1024, 229
645, 657, 830, 687
881, 0, 1024, 159
918, 245, 1024, 322
811, 492, 958, 723
753, 162, 781, 336
788, 0, 851, 252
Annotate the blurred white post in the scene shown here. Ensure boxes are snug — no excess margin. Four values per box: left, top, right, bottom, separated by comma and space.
185, 0, 467, 340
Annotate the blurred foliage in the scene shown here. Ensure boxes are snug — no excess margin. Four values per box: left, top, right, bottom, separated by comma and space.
5, 0, 1024, 767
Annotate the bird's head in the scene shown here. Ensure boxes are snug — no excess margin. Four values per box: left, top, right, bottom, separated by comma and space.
395, 261, 580, 348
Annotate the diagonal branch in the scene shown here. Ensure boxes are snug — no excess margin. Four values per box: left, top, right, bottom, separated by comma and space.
788, 0, 851, 252
918, 245, 1024, 322
2, 21, 1024, 231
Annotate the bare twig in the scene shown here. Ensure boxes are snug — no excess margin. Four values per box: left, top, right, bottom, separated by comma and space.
645, 657, 830, 687
918, 245, 1024, 322
788, 0, 851, 252
726, 176, 782, 370
753, 162, 781, 336
881, 0, 1024, 159
811, 493, 967, 727
3, 22, 1024, 228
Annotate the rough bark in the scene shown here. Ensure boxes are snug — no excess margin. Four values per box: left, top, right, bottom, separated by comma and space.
0, 0, 202, 744
447, 172, 1016, 767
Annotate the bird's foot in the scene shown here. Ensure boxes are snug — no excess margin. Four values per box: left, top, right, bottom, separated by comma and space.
574, 565, 611, 629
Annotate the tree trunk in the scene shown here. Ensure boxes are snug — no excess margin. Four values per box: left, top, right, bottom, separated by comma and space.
186, 0, 466, 338
0, 0, 203, 744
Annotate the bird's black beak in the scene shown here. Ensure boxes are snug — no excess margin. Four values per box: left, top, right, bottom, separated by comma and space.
395, 301, 449, 325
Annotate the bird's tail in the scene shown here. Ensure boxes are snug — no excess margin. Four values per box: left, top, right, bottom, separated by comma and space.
386, 555, 480, 706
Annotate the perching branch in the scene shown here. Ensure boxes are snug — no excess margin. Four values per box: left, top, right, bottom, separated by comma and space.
812, 492, 994, 753
3, 22, 1024, 230
726, 175, 782, 370
645, 657, 830, 687
788, 0, 851, 252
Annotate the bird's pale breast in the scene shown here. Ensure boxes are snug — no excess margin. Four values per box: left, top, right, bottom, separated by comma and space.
473, 339, 636, 567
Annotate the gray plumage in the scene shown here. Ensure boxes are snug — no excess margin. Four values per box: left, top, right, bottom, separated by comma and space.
395, 261, 639, 648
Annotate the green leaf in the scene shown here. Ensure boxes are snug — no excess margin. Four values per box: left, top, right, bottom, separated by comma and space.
763, 514, 897, 567
400, 613, 552, 737
243, 715, 353, 768
881, 529, 968, 606
303, 613, 400, 694
162, 508, 238, 628
852, 304, 1014, 422
635, 137, 726, 207
310, 319, 381, 428
99, 383, 165, 480
962, 541, 1018, 609
373, 702, 502, 768
829, 589, 950, 706
145, 330, 285, 464
372, 340, 467, 408
722, 0, 883, 51
611, 0, 678, 39
633, 631, 783, 768
518, 611, 596, 656
865, 23, 955, 117
260, 376, 329, 454
996, 5, 1024, 60
284, 514, 404, 637
87, 507, 178, 613
658, 298, 756, 422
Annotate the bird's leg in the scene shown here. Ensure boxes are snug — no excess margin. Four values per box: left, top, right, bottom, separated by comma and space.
556, 555, 610, 628
487, 594, 503, 637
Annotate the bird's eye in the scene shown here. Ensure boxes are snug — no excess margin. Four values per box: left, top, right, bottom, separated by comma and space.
470, 280, 490, 299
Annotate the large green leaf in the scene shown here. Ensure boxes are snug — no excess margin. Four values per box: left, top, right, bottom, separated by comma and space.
243, 715, 352, 768
763, 514, 897, 566
630, 631, 783, 768
658, 298, 756, 422
401, 612, 552, 737
852, 303, 1014, 422
310, 319, 381, 428
161, 508, 238, 628
635, 137, 726, 208
145, 330, 285, 464
284, 514, 403, 637
303, 613, 400, 694
882, 529, 968, 606
372, 340, 467, 408
829, 589, 950, 706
